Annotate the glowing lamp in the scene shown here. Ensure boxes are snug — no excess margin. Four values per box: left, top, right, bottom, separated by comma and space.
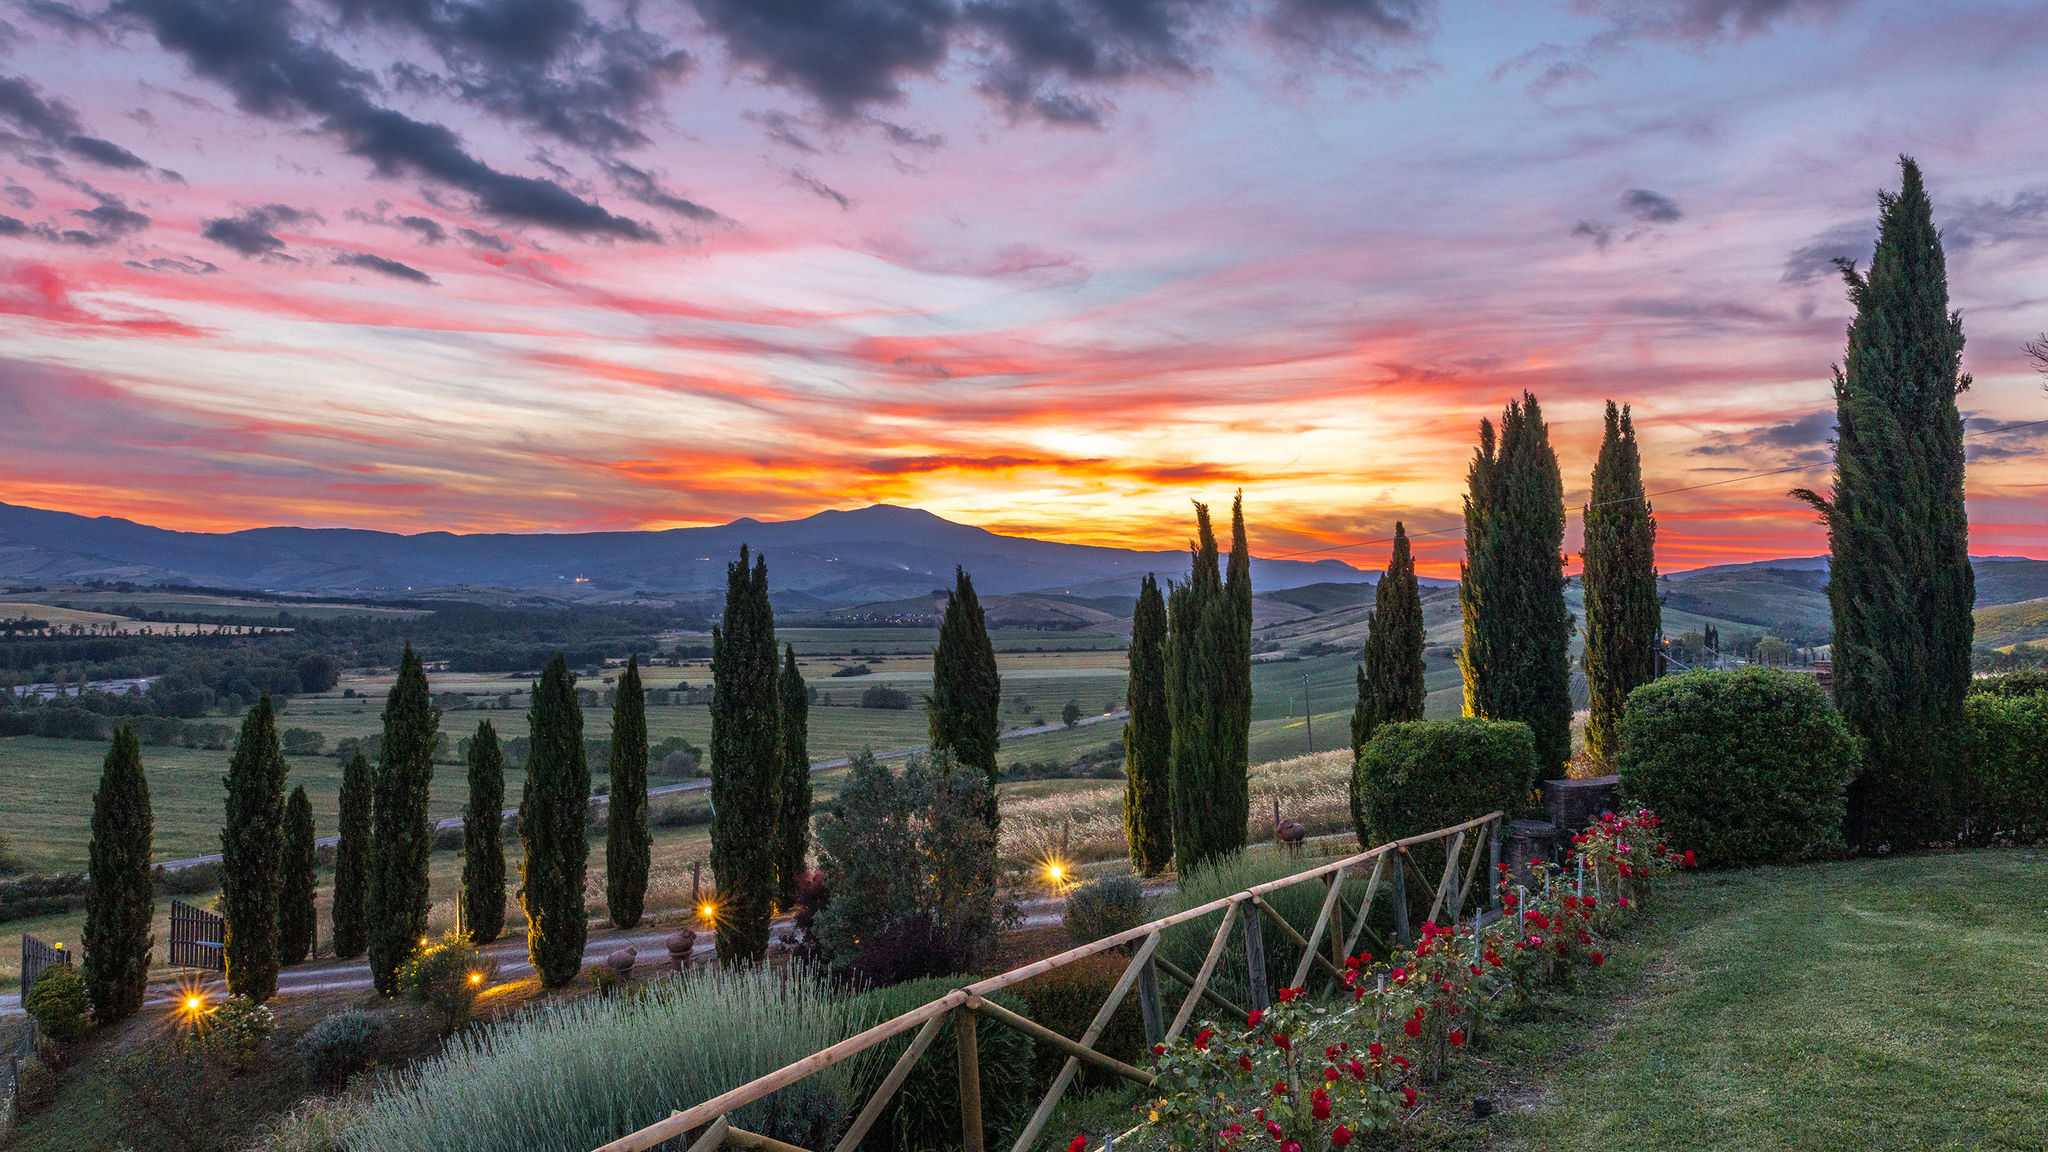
469, 972, 483, 985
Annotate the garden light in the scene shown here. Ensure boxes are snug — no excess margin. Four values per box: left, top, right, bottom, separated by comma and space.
469, 972, 483, 985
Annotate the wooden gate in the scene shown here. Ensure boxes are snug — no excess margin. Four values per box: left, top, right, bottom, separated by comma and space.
18, 934, 70, 1005
168, 899, 224, 971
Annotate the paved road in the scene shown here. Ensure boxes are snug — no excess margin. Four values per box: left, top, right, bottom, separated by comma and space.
155, 710, 1131, 872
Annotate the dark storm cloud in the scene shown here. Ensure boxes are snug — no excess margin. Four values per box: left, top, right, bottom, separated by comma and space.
116, 0, 656, 239
1693, 409, 1835, 466
1781, 221, 1871, 284
1621, 187, 1682, 223
602, 158, 722, 223
201, 203, 320, 255
335, 249, 436, 282
0, 73, 153, 170
72, 198, 152, 238
692, 0, 957, 118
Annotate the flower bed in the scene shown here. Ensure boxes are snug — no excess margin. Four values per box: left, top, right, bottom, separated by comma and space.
1074, 809, 1692, 1151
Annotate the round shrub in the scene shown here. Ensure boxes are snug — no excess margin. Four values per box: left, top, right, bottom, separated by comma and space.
397, 931, 488, 1027
24, 963, 91, 1041
300, 1008, 381, 1089
1617, 667, 1856, 867
1062, 875, 1150, 946
1351, 718, 1537, 845
201, 994, 277, 1072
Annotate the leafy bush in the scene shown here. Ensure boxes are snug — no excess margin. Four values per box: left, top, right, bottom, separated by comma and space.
299, 1008, 381, 1089
1350, 718, 1537, 847
1063, 875, 1150, 946
1010, 954, 1147, 1092
0, 873, 90, 922
398, 932, 490, 1027
860, 685, 912, 710
13, 1052, 57, 1114
24, 962, 91, 1040
199, 994, 277, 1072
347, 965, 875, 1152
1617, 668, 1857, 866
154, 860, 225, 896
1963, 692, 2048, 841
1968, 669, 2048, 698
841, 977, 1037, 1152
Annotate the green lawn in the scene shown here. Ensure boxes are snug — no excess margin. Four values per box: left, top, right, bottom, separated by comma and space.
1497, 850, 2048, 1152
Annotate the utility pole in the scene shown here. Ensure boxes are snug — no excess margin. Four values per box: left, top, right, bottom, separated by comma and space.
1303, 672, 1313, 755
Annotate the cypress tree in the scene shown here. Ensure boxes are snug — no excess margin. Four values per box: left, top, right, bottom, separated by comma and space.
220, 696, 288, 1002
1352, 523, 1427, 759
1582, 402, 1661, 766
279, 785, 316, 965
1122, 573, 1172, 874
773, 645, 811, 910
1165, 500, 1251, 870
1792, 156, 1973, 849
710, 546, 779, 963
1457, 394, 1574, 775
367, 645, 440, 997
1219, 493, 1254, 828
929, 566, 1002, 827
606, 656, 651, 930
330, 749, 372, 959
522, 654, 589, 986
461, 720, 506, 943
84, 726, 152, 1023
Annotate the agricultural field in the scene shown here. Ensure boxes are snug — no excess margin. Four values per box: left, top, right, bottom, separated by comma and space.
1974, 597, 2048, 651
0, 602, 287, 636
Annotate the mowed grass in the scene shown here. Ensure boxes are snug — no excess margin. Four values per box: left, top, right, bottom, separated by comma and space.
1499, 850, 2048, 1152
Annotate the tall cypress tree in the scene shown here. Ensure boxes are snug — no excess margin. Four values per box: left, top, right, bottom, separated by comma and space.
1458, 394, 1574, 775
462, 720, 507, 943
522, 654, 589, 987
1793, 156, 1973, 849
929, 566, 1002, 827
1122, 573, 1172, 874
773, 645, 811, 910
221, 697, 288, 1002
710, 546, 779, 963
84, 726, 152, 1024
279, 785, 317, 965
330, 749, 372, 959
1352, 523, 1427, 759
1165, 501, 1250, 870
1219, 493, 1254, 830
606, 656, 651, 930
1582, 402, 1661, 766
367, 645, 440, 997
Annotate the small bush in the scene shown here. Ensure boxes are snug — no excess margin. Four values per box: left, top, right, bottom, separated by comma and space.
14, 1052, 58, 1114
24, 962, 91, 1041
299, 1009, 381, 1089
859, 685, 912, 710
398, 932, 489, 1027
1063, 875, 1150, 946
154, 860, 225, 896
1617, 667, 1857, 867
1963, 691, 2048, 841
200, 994, 277, 1072
1350, 718, 1538, 848
842, 977, 1036, 1152
1969, 669, 2048, 699
1011, 955, 1147, 1092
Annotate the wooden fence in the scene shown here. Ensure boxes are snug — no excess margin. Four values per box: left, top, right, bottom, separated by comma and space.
168, 899, 224, 972
18, 933, 69, 1006
593, 809, 1506, 1152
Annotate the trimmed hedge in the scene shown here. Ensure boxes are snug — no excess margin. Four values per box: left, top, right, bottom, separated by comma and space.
1350, 718, 1538, 846
1963, 692, 2048, 841
1617, 668, 1856, 867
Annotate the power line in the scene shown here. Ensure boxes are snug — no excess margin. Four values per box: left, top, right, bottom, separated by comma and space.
1265, 414, 2048, 561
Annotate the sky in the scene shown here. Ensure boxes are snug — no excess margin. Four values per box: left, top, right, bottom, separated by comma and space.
0, 0, 2044, 577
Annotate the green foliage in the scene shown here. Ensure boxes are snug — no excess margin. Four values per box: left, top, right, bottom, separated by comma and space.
1582, 402, 1661, 765
521, 653, 589, 987
1353, 522, 1427, 757
1167, 497, 1253, 871
840, 977, 1037, 1152
330, 748, 372, 959
279, 784, 317, 965
399, 930, 488, 1027
221, 695, 289, 1002
369, 645, 441, 997
85, 725, 153, 1023
197, 993, 276, 1072
1062, 874, 1150, 945
860, 684, 911, 709
606, 655, 651, 929
1617, 668, 1857, 866
1009, 954, 1147, 1092
347, 965, 873, 1152
1962, 692, 2048, 841
461, 720, 506, 943
1123, 572, 1173, 874
711, 545, 780, 963
1458, 393, 1574, 776
25, 961, 91, 1041
1157, 850, 1369, 1008
1791, 158, 1974, 851
13, 1052, 57, 1114
774, 645, 811, 911
299, 1008, 380, 1088
1968, 669, 2048, 698
1352, 718, 1536, 852
812, 748, 921, 961
930, 567, 1003, 830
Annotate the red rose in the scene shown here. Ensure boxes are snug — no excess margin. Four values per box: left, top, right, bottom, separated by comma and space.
1403, 1018, 1422, 1038
1067, 1137, 1088, 1152
1239, 1054, 1254, 1071
1325, 1066, 1339, 1081
1449, 1030, 1465, 1047
1591, 951, 1605, 965
1393, 1056, 1410, 1071
1331, 1125, 1354, 1147
1402, 1087, 1418, 1107
1275, 1034, 1291, 1051
1247, 1009, 1265, 1027
1312, 1096, 1331, 1120
1368, 1042, 1384, 1059
1153, 1044, 1166, 1055
1196, 1029, 1213, 1050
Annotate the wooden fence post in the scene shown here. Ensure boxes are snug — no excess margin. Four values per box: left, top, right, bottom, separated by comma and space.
1135, 955, 1163, 1048
1488, 818, 1503, 912
1241, 903, 1269, 1011
956, 1007, 984, 1152
1390, 853, 1411, 947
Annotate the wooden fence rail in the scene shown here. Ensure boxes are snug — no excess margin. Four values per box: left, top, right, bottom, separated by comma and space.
592, 810, 1506, 1152
168, 899, 224, 972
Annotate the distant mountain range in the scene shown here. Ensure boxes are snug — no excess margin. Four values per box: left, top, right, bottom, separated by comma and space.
0, 501, 1378, 606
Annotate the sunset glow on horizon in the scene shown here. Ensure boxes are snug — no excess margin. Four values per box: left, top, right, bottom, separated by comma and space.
1, 0, 2044, 578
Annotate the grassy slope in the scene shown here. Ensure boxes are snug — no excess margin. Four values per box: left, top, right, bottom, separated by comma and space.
1973, 598, 2048, 651
1499, 850, 2048, 1152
